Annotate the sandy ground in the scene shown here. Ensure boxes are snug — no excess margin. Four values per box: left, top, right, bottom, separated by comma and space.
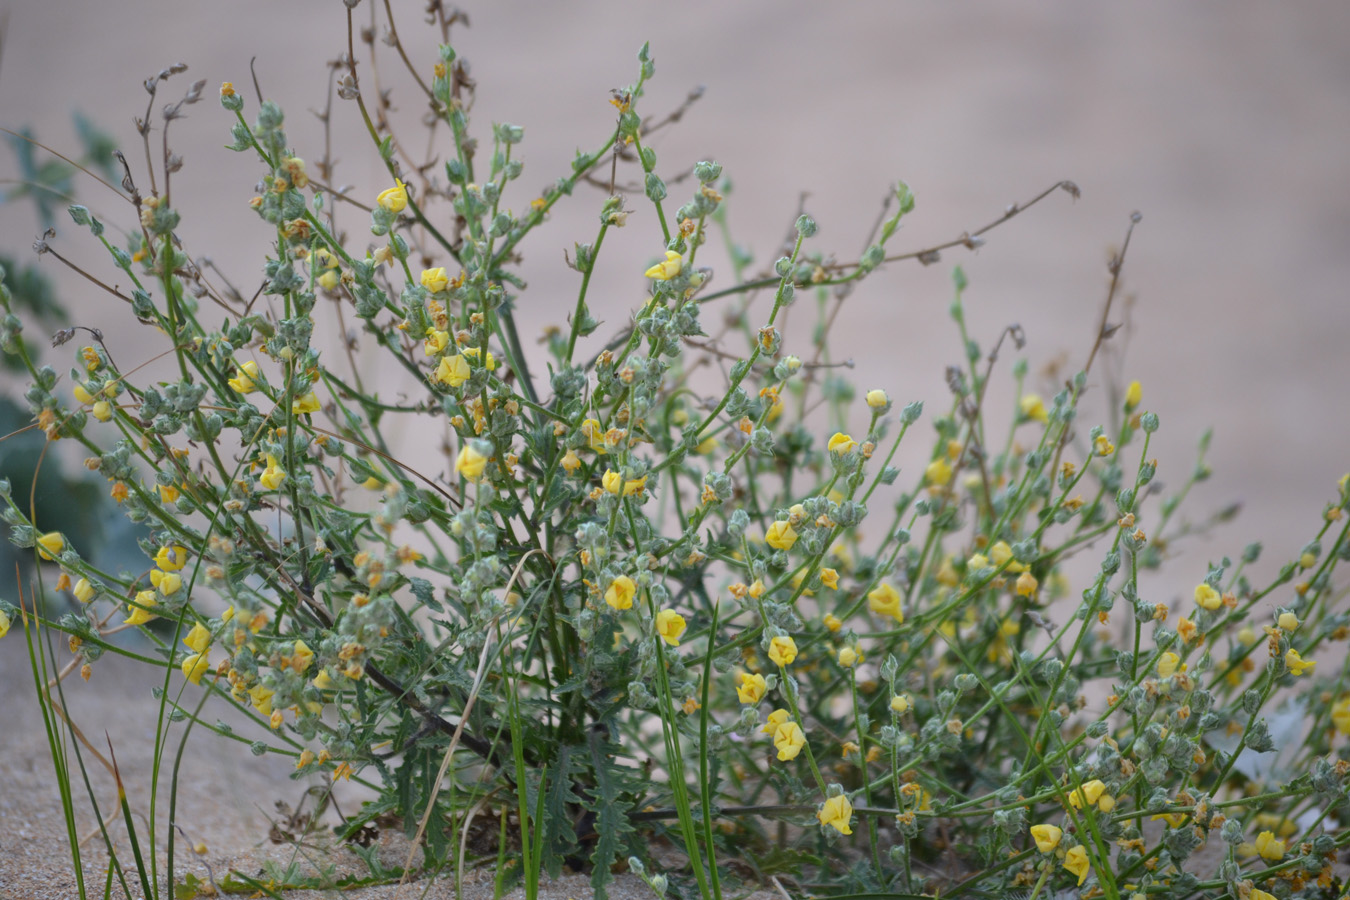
1, 1, 1348, 897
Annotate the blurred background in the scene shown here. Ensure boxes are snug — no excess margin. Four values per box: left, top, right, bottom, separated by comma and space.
2, 1, 1347, 596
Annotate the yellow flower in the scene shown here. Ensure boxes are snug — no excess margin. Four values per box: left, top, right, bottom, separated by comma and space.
125, 590, 158, 626
420, 267, 449, 292
158, 483, 180, 504
560, 449, 581, 474
890, 694, 911, 714
602, 470, 647, 496
644, 250, 683, 280
867, 583, 903, 622
762, 708, 791, 736
316, 268, 340, 292
220, 82, 236, 98
1062, 844, 1090, 886
1151, 812, 1187, 828
1030, 823, 1062, 853
773, 721, 806, 761
1157, 652, 1180, 678
1094, 435, 1114, 457
313, 669, 336, 691
183, 622, 212, 654
1332, 696, 1350, 735
1068, 779, 1107, 810
0, 608, 9, 639
73, 384, 95, 405
156, 545, 188, 572
1249, 891, 1277, 900
866, 389, 889, 409
181, 653, 210, 685
605, 575, 636, 611
819, 567, 839, 590
228, 360, 260, 394
248, 684, 275, 715
925, 458, 953, 486
1285, 648, 1315, 676
655, 609, 686, 646
1019, 394, 1048, 423
424, 328, 451, 356
1015, 571, 1038, 598
768, 635, 798, 667
73, 578, 96, 603
1177, 616, 1198, 643
455, 444, 488, 481
989, 541, 1027, 573
433, 354, 472, 388
581, 418, 607, 454
36, 532, 65, 561
376, 178, 408, 213
1124, 380, 1142, 411
1194, 583, 1222, 610
292, 391, 321, 415
259, 455, 287, 490
1254, 830, 1286, 861
823, 613, 842, 632
817, 794, 853, 835
1277, 611, 1299, 632
765, 521, 798, 551
837, 645, 862, 668
736, 672, 767, 704
292, 639, 315, 672
91, 400, 113, 422
151, 570, 181, 596
827, 432, 857, 455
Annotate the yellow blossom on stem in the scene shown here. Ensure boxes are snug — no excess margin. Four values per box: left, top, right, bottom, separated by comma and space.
827, 432, 857, 455
819, 567, 839, 590
376, 178, 408, 213
73, 384, 95, 405
1157, 651, 1180, 678
455, 444, 488, 481
1015, 571, 1039, 598
156, 545, 188, 571
1284, 648, 1314, 676
1030, 823, 1062, 853
989, 541, 1027, 573
259, 455, 287, 491
1068, 779, 1108, 810
228, 360, 260, 394
581, 418, 607, 454
768, 635, 798, 667
655, 609, 686, 646
152, 570, 182, 597
1019, 394, 1048, 423
184, 622, 212, 654
817, 793, 853, 835
91, 400, 113, 422
0, 609, 10, 639
424, 328, 451, 356
837, 645, 862, 668
736, 672, 767, 704
1254, 830, 1286, 860
125, 590, 158, 626
317, 269, 340, 292
292, 391, 321, 415
605, 575, 636, 611
1094, 435, 1114, 457
182, 653, 210, 685
890, 694, 911, 714
1062, 844, 1091, 886
249, 684, 275, 715
36, 532, 65, 561
602, 470, 647, 496
866, 389, 889, 409
433, 354, 472, 387
765, 520, 798, 551
1332, 697, 1350, 735
773, 721, 806, 761
762, 708, 790, 735
420, 267, 449, 292
1278, 611, 1299, 632
292, 639, 315, 672
925, 458, 953, 487
644, 250, 683, 280
867, 582, 903, 622
1125, 380, 1142, 411
73, 577, 96, 603
1194, 583, 1221, 610
823, 613, 842, 632
560, 448, 581, 474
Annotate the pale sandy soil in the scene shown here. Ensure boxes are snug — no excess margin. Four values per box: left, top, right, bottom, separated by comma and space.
1, 2, 1348, 898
